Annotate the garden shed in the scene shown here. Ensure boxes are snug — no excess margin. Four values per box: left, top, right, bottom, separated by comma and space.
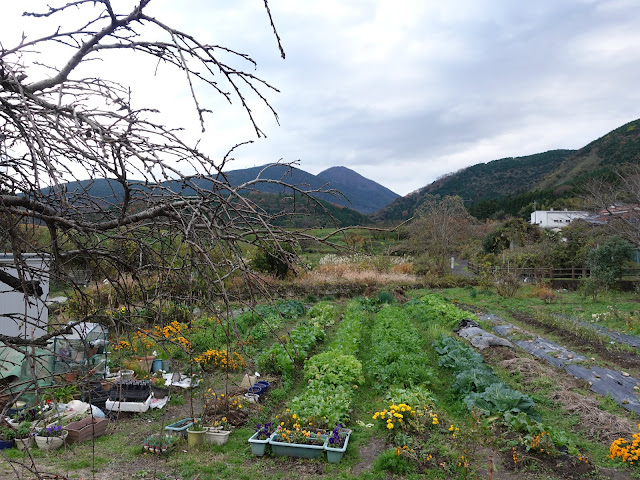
0, 254, 52, 393
0, 253, 50, 340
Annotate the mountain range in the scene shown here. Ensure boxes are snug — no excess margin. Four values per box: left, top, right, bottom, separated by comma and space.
41, 117, 640, 225
223, 164, 399, 214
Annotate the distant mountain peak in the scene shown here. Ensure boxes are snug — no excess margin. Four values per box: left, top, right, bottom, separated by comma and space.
224, 164, 399, 214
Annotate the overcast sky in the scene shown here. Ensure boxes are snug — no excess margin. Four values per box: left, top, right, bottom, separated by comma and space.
4, 0, 640, 196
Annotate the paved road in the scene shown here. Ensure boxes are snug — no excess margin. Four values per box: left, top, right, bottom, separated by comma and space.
451, 257, 476, 277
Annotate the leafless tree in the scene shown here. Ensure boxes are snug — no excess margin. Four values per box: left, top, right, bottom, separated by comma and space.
0, 2, 341, 476
407, 194, 478, 275
583, 164, 640, 247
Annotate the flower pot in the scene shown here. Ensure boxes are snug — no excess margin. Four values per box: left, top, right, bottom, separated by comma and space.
244, 393, 259, 403
152, 386, 169, 399
144, 433, 177, 454
269, 432, 328, 459
254, 380, 270, 391
5, 418, 19, 429
187, 428, 206, 448
15, 437, 34, 451
247, 386, 263, 396
325, 431, 351, 463
205, 428, 230, 445
133, 355, 156, 373
248, 431, 270, 456
117, 369, 134, 381
35, 431, 68, 451
0, 438, 15, 450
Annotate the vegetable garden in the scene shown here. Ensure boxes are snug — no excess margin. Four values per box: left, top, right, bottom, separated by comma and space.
3, 289, 640, 479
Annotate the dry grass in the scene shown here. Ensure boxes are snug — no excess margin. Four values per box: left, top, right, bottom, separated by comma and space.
297, 264, 419, 286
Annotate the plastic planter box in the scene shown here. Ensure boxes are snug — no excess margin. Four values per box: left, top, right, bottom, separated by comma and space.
269, 432, 328, 459
165, 418, 197, 438
205, 428, 230, 445
248, 431, 270, 456
325, 431, 351, 463
65, 417, 109, 444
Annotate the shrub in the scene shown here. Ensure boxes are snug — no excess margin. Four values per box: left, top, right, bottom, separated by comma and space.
377, 291, 395, 304
250, 242, 296, 279
374, 449, 417, 475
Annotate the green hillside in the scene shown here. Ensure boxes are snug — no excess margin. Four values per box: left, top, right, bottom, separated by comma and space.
376, 117, 640, 222
374, 150, 574, 222
539, 118, 640, 189
245, 191, 371, 228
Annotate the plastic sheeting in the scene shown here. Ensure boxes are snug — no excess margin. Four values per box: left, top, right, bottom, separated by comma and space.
476, 313, 640, 415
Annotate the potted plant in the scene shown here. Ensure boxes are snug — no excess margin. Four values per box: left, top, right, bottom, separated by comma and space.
325, 423, 351, 463
248, 422, 273, 456
165, 417, 196, 437
15, 421, 34, 451
270, 424, 328, 459
143, 433, 177, 454
35, 423, 68, 451
186, 419, 206, 448
150, 376, 169, 399
0, 425, 16, 450
205, 417, 232, 445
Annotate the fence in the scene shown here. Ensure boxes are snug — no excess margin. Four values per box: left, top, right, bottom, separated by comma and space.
467, 262, 640, 280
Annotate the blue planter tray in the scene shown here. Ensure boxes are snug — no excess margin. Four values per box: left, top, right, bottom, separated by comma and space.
248, 431, 270, 456
325, 432, 350, 463
165, 418, 198, 437
269, 432, 327, 459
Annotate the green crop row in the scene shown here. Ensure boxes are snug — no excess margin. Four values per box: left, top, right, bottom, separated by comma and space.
407, 293, 468, 328
256, 322, 325, 376
434, 335, 536, 417
369, 304, 434, 390
287, 300, 368, 428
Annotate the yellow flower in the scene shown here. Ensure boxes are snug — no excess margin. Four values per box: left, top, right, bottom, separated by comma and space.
387, 423, 394, 430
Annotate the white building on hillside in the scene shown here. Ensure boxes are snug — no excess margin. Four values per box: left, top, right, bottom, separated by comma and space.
530, 209, 589, 229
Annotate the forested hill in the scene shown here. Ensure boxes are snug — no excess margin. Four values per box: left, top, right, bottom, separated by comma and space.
539, 118, 640, 189
374, 149, 575, 222
375, 117, 640, 222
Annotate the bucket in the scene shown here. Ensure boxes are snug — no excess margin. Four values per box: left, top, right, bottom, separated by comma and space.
151, 359, 163, 372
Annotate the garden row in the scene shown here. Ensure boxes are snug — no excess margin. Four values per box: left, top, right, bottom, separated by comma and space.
249, 300, 369, 462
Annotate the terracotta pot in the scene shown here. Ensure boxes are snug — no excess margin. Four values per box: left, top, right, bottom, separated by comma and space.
132, 355, 156, 373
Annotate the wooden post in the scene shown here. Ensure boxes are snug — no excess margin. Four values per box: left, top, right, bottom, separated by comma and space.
488, 453, 493, 480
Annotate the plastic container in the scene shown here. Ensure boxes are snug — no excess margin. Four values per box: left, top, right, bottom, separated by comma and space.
151, 359, 163, 372
247, 386, 263, 396
248, 431, 269, 456
269, 432, 328, 459
165, 418, 197, 437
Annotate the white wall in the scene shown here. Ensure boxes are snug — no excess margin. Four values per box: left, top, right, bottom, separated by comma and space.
0, 254, 49, 339
530, 210, 589, 229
